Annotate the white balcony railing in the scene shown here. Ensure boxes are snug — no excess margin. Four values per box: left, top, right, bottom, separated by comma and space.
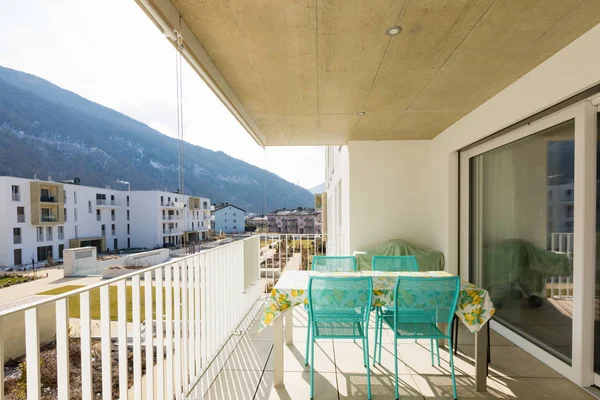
96, 199, 116, 206
164, 215, 180, 221
0, 235, 262, 399
12, 193, 20, 201
548, 232, 574, 299
258, 233, 341, 285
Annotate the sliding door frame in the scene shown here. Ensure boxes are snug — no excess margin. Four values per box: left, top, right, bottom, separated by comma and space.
459, 98, 598, 386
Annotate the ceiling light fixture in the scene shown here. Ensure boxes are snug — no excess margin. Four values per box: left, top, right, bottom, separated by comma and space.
386, 26, 402, 36
357, 112, 366, 116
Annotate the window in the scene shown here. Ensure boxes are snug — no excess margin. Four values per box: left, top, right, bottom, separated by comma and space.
127, 210, 130, 221
233, 226, 237, 230
126, 195, 130, 207
37, 227, 44, 242
127, 238, 131, 248
58, 226, 64, 240
233, 219, 237, 223
74, 208, 78, 222
74, 191, 77, 205
46, 227, 53, 241
64, 207, 67, 222
88, 201, 92, 213
127, 224, 130, 235
13, 228, 21, 244
114, 238, 118, 250
469, 119, 575, 362
203, 201, 208, 209
161, 196, 164, 205
75, 225, 78, 238
111, 209, 115, 221
58, 244, 64, 259
63, 190, 67, 204
17, 206, 25, 223
96, 209, 101, 221
233, 212, 237, 216
14, 249, 22, 265
37, 245, 52, 262
111, 224, 116, 235
11, 185, 20, 201
101, 224, 106, 237
192, 222, 194, 229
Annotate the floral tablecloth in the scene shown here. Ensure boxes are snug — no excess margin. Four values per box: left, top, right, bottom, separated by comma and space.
258, 270, 494, 334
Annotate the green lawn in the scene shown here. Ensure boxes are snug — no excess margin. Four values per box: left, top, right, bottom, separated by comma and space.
38, 285, 179, 322
0, 274, 36, 288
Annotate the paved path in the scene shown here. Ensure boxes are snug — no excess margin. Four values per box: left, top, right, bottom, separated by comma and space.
283, 253, 302, 272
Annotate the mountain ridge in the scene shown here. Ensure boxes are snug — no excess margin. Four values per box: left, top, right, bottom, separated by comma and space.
0, 65, 314, 212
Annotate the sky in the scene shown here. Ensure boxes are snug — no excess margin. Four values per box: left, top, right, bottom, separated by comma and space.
0, 0, 325, 190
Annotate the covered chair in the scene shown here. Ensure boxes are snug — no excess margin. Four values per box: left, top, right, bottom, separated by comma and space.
354, 239, 444, 271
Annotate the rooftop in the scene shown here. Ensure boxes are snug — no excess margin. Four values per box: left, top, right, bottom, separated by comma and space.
268, 208, 320, 216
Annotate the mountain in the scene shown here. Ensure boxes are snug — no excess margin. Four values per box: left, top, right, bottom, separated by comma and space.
0, 65, 314, 213
308, 183, 325, 194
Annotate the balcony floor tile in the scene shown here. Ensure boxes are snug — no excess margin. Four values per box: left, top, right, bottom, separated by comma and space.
197, 301, 594, 400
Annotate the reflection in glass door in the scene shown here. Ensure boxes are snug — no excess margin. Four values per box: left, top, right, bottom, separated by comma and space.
470, 120, 575, 363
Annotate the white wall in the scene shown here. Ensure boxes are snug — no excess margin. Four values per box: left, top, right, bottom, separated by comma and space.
347, 141, 433, 253
325, 146, 350, 255
430, 23, 600, 275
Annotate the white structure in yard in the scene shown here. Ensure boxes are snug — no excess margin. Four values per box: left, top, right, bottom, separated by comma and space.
212, 203, 246, 234
0, 176, 210, 267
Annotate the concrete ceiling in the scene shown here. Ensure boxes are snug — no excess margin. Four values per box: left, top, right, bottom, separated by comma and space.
143, 0, 600, 146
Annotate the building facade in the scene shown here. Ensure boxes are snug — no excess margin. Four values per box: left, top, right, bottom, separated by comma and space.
245, 215, 268, 232
267, 208, 322, 234
212, 204, 246, 234
0, 176, 210, 267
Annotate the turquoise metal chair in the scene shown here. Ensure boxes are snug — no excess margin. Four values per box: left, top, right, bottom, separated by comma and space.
385, 276, 461, 400
305, 256, 357, 365
311, 255, 357, 272
372, 256, 440, 365
307, 276, 373, 399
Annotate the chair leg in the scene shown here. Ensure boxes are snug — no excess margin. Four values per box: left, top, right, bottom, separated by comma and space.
364, 333, 372, 400
448, 339, 458, 400
430, 338, 434, 366
373, 310, 379, 365
305, 321, 311, 366
487, 322, 491, 376
394, 336, 399, 400
436, 339, 441, 366
362, 337, 367, 367
310, 338, 315, 399
378, 312, 385, 364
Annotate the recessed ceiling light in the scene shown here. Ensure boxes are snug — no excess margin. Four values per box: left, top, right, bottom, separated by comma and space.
357, 112, 366, 116
386, 26, 402, 36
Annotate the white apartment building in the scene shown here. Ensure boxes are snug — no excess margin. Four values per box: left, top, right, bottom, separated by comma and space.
128, 191, 211, 248
0, 176, 210, 268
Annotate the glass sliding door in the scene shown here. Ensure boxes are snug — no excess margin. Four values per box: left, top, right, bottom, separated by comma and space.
469, 120, 575, 363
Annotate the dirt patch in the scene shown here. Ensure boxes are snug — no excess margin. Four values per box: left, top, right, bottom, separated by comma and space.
4, 339, 153, 399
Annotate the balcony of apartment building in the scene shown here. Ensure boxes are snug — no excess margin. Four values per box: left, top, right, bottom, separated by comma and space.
163, 212, 180, 221
96, 194, 118, 207
125, 2, 600, 398
3, 232, 587, 400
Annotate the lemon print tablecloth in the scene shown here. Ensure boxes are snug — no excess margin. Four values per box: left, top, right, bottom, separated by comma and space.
258, 270, 494, 334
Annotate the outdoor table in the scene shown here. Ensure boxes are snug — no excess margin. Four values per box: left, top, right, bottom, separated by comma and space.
258, 270, 495, 392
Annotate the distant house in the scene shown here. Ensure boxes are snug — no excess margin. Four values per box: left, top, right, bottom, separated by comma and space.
246, 215, 268, 232
267, 207, 322, 234
212, 203, 246, 234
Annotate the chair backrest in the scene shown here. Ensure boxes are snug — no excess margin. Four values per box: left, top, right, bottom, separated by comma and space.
311, 256, 357, 272
393, 276, 460, 334
308, 276, 372, 322
372, 255, 418, 272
